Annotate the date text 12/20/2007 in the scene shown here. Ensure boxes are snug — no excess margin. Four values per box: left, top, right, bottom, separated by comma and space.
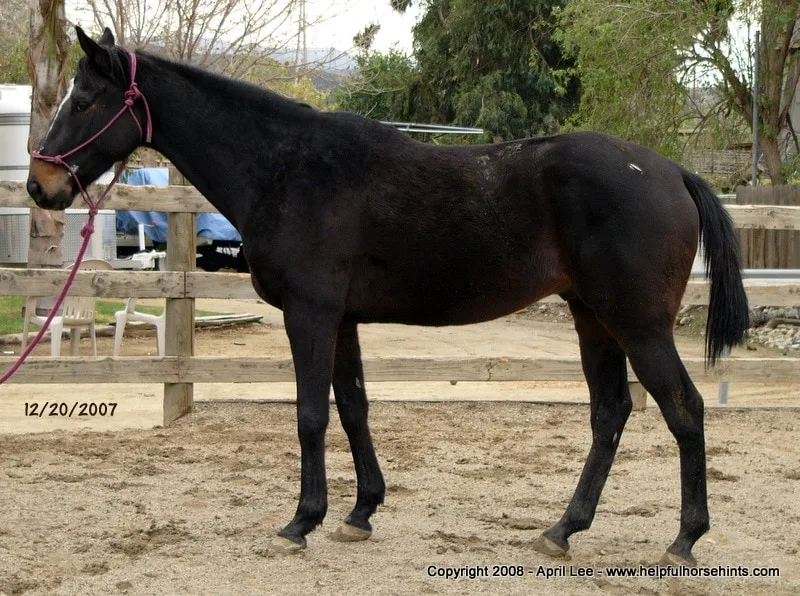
24, 402, 117, 418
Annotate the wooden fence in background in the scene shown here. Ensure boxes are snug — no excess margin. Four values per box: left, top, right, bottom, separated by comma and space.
1, 180, 799, 423
736, 185, 800, 268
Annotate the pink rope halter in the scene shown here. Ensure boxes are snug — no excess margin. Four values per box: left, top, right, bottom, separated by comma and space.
0, 52, 152, 384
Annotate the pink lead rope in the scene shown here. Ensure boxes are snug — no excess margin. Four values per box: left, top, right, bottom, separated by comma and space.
0, 52, 152, 384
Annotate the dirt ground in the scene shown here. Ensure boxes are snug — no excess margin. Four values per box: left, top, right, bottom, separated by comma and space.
1, 402, 799, 595
1, 300, 799, 594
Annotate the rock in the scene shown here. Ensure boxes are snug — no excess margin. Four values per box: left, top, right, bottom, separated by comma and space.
748, 308, 771, 327
747, 323, 800, 352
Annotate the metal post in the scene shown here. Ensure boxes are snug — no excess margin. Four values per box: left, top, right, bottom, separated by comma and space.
718, 347, 730, 405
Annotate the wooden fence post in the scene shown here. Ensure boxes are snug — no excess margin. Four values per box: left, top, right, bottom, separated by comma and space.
163, 211, 195, 424
163, 170, 196, 424
629, 381, 647, 411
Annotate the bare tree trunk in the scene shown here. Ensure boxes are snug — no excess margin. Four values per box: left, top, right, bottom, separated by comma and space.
755, 1, 798, 186
761, 135, 785, 185
26, 0, 69, 312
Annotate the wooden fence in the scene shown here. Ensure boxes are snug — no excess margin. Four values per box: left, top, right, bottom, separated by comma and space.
1, 180, 799, 424
735, 185, 800, 268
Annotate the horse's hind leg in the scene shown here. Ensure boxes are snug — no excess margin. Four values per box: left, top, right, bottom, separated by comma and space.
534, 298, 632, 558
330, 321, 386, 541
623, 333, 709, 566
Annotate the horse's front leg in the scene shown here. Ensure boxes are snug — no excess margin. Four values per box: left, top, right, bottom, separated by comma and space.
330, 321, 385, 542
274, 299, 341, 551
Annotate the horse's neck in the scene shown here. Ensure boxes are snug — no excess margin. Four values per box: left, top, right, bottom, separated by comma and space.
138, 54, 303, 228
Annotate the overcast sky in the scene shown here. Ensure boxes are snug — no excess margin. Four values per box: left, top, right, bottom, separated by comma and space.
300, 0, 421, 52
66, 0, 422, 55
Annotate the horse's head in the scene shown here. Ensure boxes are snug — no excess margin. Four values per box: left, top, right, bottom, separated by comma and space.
27, 27, 148, 210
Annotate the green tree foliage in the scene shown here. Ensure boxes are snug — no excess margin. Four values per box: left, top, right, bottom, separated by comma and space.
410, 0, 576, 141
0, 0, 30, 83
244, 58, 329, 109
332, 49, 416, 120
0, 36, 29, 84
337, 1, 578, 143
558, 0, 800, 182
0, 18, 82, 87
556, 1, 704, 157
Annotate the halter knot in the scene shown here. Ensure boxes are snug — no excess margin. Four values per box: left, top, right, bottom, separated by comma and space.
124, 71, 153, 143
127, 82, 142, 97
124, 84, 140, 105
80, 221, 95, 238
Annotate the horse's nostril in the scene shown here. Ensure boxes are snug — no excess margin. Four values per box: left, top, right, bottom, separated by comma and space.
27, 179, 43, 201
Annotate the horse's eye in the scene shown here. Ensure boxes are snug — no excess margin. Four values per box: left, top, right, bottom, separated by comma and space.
73, 100, 90, 112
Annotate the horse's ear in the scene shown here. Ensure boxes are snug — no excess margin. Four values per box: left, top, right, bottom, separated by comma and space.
75, 26, 113, 74
76, 27, 96, 56
98, 27, 115, 47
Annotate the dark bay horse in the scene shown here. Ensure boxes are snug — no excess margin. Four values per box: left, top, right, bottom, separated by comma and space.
27, 28, 749, 566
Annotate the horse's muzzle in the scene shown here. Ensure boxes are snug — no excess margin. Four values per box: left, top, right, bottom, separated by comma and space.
27, 160, 75, 210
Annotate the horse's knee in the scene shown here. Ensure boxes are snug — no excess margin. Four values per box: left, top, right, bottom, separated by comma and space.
336, 402, 368, 430
297, 410, 329, 441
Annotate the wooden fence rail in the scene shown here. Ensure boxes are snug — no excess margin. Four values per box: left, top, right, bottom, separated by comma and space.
1, 270, 798, 305
1, 356, 798, 384
1, 180, 799, 424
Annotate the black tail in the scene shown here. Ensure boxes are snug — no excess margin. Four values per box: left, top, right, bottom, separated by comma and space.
682, 170, 749, 365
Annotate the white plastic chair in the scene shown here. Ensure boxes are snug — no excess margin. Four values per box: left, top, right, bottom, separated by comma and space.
21, 258, 113, 357
113, 222, 166, 357
113, 298, 166, 357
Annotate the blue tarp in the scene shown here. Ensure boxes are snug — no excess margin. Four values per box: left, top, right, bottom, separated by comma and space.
116, 168, 241, 242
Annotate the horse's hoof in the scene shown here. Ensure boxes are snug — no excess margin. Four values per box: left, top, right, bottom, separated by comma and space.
532, 534, 570, 559
331, 522, 372, 542
659, 550, 697, 567
270, 535, 307, 554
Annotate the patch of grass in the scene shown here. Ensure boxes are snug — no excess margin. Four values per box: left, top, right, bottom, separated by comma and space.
0, 296, 218, 336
